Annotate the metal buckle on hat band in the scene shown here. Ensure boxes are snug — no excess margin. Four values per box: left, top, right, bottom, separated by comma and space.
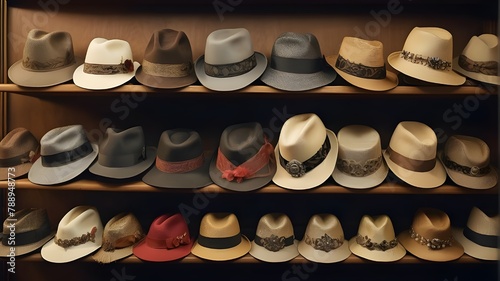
336, 156, 382, 177
441, 154, 490, 177
304, 233, 344, 252
458, 54, 498, 76
400, 50, 451, 71
83, 59, 134, 75
335, 54, 386, 79
356, 234, 398, 251
279, 136, 331, 178
254, 234, 294, 252
204, 53, 257, 78
409, 227, 453, 250
142, 59, 193, 78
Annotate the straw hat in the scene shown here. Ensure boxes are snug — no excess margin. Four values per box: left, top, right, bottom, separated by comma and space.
0, 128, 39, 180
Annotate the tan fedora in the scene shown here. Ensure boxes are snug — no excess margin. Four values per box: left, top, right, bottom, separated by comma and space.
383, 121, 446, 188
326, 37, 398, 91
249, 213, 299, 263
191, 213, 250, 261
349, 215, 406, 262
399, 208, 464, 262
453, 34, 499, 85
298, 214, 351, 263
0, 128, 39, 180
388, 27, 465, 86
439, 135, 497, 189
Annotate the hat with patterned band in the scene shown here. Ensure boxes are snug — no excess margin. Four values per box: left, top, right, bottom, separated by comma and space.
0, 128, 39, 180
195, 28, 267, 91
326, 37, 398, 91
249, 213, 299, 263
298, 214, 351, 263
8, 29, 82, 87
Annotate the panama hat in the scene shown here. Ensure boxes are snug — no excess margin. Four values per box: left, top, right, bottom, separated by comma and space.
142, 129, 212, 189
191, 213, 250, 261
349, 215, 406, 262
8, 29, 82, 87
326, 37, 397, 91
332, 125, 388, 189
388, 27, 465, 86
453, 207, 499, 261
0, 128, 39, 180
194, 28, 267, 91
260, 32, 336, 91
28, 125, 98, 185
92, 213, 144, 263
383, 121, 446, 188
273, 113, 338, 190
133, 213, 192, 262
135, 29, 197, 89
41, 206, 103, 263
0, 208, 55, 256
249, 213, 299, 263
210, 122, 276, 192
89, 126, 156, 179
298, 214, 351, 263
399, 208, 464, 262
453, 34, 499, 85
73, 38, 140, 90
439, 135, 497, 189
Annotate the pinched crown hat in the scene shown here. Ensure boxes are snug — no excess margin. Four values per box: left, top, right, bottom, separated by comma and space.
260, 32, 336, 91
0, 128, 39, 180
135, 29, 197, 88
8, 29, 82, 87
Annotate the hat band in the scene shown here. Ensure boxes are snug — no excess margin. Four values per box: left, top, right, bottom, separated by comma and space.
279, 136, 331, 178
387, 146, 436, 172
335, 54, 386, 79
270, 55, 324, 74
458, 54, 498, 76
197, 233, 242, 249
400, 50, 451, 71
102, 233, 144, 252
409, 227, 453, 250
83, 59, 134, 75
254, 234, 294, 252
156, 154, 204, 174
336, 155, 382, 177
55, 226, 97, 248
1, 220, 51, 246
142, 59, 193, 78
22, 53, 75, 72
441, 154, 490, 177
0, 148, 39, 167
41, 141, 93, 167
98, 147, 146, 168
356, 234, 398, 251
463, 227, 499, 248
304, 233, 344, 252
145, 231, 190, 249
204, 53, 256, 78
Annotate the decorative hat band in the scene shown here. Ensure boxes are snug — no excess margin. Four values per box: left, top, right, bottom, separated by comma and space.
304, 233, 344, 252
204, 53, 256, 78
409, 227, 453, 250
22, 53, 75, 72
145, 232, 190, 250
156, 154, 204, 174
335, 55, 386, 79
142, 59, 193, 78
441, 154, 490, 177
83, 59, 134, 75
279, 136, 331, 178
55, 226, 97, 248
356, 234, 398, 251
41, 141, 93, 167
400, 50, 451, 71
386, 146, 436, 172
336, 156, 382, 177
197, 233, 242, 249
463, 227, 499, 248
102, 232, 144, 252
98, 147, 146, 168
0, 147, 39, 167
1, 221, 51, 246
458, 54, 498, 76
270, 55, 324, 74
254, 234, 294, 252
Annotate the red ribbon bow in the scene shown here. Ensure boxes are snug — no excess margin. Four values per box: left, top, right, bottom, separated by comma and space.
166, 232, 190, 249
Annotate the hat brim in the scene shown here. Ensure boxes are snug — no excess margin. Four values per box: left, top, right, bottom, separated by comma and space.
388, 52, 465, 86
89, 146, 156, 179
194, 53, 267, 91
452, 57, 500, 85
383, 149, 446, 188
28, 142, 98, 185
272, 130, 338, 190
332, 160, 389, 189
452, 227, 499, 261
92, 245, 134, 263
398, 230, 464, 262
73, 61, 140, 90
191, 235, 251, 261
135, 65, 198, 89
0, 162, 32, 181
40, 235, 102, 263
326, 55, 398, 91
259, 65, 337, 91
8, 57, 83, 87
132, 238, 193, 262
0, 230, 55, 257
348, 236, 406, 262
298, 239, 351, 263
142, 151, 213, 189
249, 240, 299, 263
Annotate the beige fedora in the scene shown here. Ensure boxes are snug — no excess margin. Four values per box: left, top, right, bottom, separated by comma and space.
388, 27, 465, 86
399, 208, 464, 262
332, 125, 388, 189
349, 215, 406, 262
453, 34, 499, 85
453, 207, 499, 261
249, 213, 299, 263
326, 37, 398, 91
383, 121, 446, 188
8, 29, 82, 87
0, 128, 39, 180
273, 113, 338, 190
191, 213, 250, 261
298, 214, 351, 263
439, 135, 497, 189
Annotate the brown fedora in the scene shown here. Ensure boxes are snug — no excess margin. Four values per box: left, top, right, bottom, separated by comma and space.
0, 128, 39, 180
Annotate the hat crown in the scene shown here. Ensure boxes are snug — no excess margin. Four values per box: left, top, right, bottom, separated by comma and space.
337, 125, 381, 162
157, 129, 203, 162
255, 213, 294, 238
272, 32, 322, 59
22, 29, 75, 71
84, 38, 134, 65
412, 208, 452, 241
144, 29, 193, 64
0, 127, 38, 159
445, 135, 490, 167
338, 37, 385, 67
305, 214, 344, 239
219, 122, 265, 166
102, 213, 143, 247
2, 208, 49, 234
402, 27, 454, 62
461, 34, 499, 62
40, 125, 90, 156
147, 213, 189, 241
357, 215, 396, 243
99, 127, 145, 157
199, 213, 241, 238
466, 207, 499, 236
204, 28, 255, 65
389, 121, 437, 161
55, 206, 103, 244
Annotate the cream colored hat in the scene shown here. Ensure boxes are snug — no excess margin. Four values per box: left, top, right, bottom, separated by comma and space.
388, 27, 465, 86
